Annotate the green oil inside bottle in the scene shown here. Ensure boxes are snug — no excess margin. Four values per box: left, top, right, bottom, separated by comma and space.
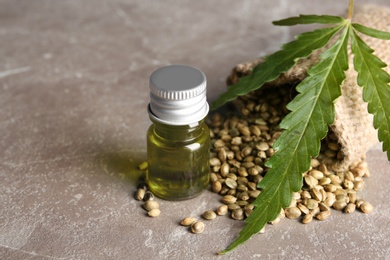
147, 119, 210, 200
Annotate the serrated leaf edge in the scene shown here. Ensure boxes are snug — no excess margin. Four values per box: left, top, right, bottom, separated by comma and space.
350, 28, 390, 160
273, 14, 344, 26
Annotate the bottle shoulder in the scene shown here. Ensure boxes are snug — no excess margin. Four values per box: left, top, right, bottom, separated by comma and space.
147, 123, 209, 145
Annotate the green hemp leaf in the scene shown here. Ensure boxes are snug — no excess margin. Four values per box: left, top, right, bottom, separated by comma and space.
210, 16, 344, 110
216, 6, 390, 255
350, 27, 390, 162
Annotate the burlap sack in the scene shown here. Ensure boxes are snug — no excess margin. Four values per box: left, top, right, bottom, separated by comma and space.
227, 4, 389, 171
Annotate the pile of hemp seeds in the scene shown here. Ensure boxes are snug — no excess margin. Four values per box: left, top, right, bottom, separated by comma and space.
206, 86, 373, 228
136, 86, 374, 234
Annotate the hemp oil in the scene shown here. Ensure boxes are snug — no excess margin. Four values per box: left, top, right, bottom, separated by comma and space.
147, 65, 210, 200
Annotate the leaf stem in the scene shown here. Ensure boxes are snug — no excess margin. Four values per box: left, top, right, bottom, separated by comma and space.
348, 0, 354, 20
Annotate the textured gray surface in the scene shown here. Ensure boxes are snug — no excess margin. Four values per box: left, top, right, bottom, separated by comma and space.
1, 1, 390, 259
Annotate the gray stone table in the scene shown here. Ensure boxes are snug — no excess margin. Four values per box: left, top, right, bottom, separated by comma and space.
1, 1, 389, 259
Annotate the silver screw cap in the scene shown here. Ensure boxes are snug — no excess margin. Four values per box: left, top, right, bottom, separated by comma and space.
148, 65, 209, 125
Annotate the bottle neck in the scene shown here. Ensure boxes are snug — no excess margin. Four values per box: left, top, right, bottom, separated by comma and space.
150, 117, 205, 141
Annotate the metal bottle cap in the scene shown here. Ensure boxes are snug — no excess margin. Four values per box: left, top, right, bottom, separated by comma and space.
148, 65, 209, 125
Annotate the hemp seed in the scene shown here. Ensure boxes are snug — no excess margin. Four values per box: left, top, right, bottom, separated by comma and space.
332, 200, 347, 211
148, 208, 161, 218
135, 188, 146, 201
344, 203, 356, 214
231, 208, 244, 220
360, 201, 374, 214
302, 213, 313, 224
222, 195, 237, 205
191, 221, 205, 234
216, 205, 228, 216
203, 210, 217, 220
285, 207, 301, 219
180, 217, 197, 226
316, 210, 330, 221
143, 200, 159, 211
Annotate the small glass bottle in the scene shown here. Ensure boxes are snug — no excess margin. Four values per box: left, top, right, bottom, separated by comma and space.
147, 65, 210, 200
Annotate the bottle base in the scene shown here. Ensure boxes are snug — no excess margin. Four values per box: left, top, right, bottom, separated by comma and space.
147, 179, 208, 201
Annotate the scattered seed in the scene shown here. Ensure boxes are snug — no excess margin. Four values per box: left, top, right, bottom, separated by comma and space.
191, 221, 205, 234
360, 202, 374, 214
231, 208, 244, 220
316, 210, 330, 221
148, 208, 161, 217
143, 200, 159, 211
180, 217, 197, 226
203, 210, 217, 220
344, 203, 356, 214
302, 213, 313, 224
135, 188, 146, 201
217, 205, 228, 216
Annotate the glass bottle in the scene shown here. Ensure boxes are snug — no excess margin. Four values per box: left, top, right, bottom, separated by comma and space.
146, 65, 210, 200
